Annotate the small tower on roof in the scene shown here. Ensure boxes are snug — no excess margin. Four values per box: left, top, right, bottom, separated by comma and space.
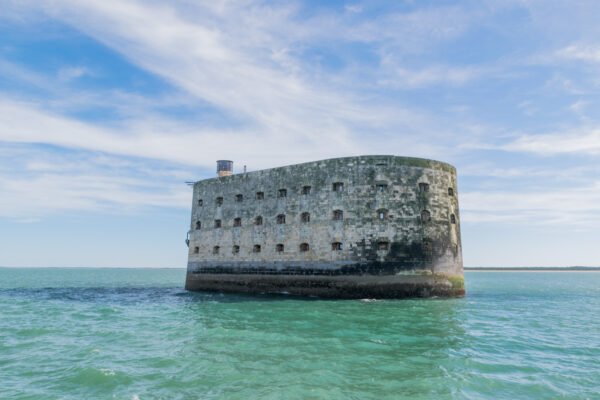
216, 160, 233, 177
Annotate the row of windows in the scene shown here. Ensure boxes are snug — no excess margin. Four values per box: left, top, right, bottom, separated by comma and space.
195, 211, 456, 229
197, 183, 454, 207
193, 241, 350, 255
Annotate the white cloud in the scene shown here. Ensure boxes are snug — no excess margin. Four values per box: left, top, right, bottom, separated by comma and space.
501, 128, 600, 155
557, 44, 600, 63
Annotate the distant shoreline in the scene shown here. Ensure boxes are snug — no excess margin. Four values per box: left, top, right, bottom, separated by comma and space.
465, 267, 600, 272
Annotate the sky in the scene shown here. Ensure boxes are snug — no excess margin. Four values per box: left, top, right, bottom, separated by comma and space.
1, 0, 599, 268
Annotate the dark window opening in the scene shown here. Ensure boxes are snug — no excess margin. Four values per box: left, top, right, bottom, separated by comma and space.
198, 199, 203, 206
377, 209, 388, 220
333, 210, 344, 221
377, 241, 389, 251
332, 182, 344, 192
377, 184, 388, 191
418, 183, 429, 193
332, 242, 343, 251
448, 187, 454, 196
276, 214, 286, 224
420, 210, 431, 222
276, 243, 284, 252
278, 189, 287, 198
195, 221, 201, 230
212, 246, 220, 255
300, 243, 310, 252
255, 216, 263, 226
301, 212, 310, 223
256, 191, 264, 200
302, 186, 312, 195
233, 245, 240, 254
450, 214, 456, 224
235, 194, 243, 202
214, 219, 222, 228
253, 244, 261, 253
233, 217, 242, 227
216, 196, 223, 206
194, 246, 199, 254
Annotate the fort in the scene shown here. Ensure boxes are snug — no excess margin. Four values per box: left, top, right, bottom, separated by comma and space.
185, 155, 464, 298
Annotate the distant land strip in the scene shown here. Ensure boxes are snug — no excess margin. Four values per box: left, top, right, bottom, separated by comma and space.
465, 267, 600, 271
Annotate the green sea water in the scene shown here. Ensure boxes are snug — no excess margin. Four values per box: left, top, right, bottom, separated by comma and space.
0, 268, 598, 399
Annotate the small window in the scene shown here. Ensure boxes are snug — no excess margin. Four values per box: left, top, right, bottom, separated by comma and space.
450, 214, 456, 224
448, 187, 454, 196
198, 199, 203, 206
256, 191, 264, 200
332, 182, 344, 192
216, 196, 223, 206
418, 183, 429, 193
377, 184, 388, 191
332, 242, 343, 251
276, 243, 284, 252
233, 217, 242, 227
377, 241, 389, 251
276, 214, 286, 224
278, 189, 287, 198
212, 246, 220, 255
302, 186, 312, 195
214, 219, 222, 228
420, 210, 431, 222
377, 209, 388, 220
255, 216, 263, 226
195, 221, 201, 230
194, 246, 199, 254
422, 240, 433, 254
301, 212, 310, 223
253, 244, 261, 253
300, 243, 310, 252
333, 210, 343, 221
235, 194, 243, 202
232, 245, 240, 254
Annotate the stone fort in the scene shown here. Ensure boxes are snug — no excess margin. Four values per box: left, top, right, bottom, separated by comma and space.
185, 155, 464, 298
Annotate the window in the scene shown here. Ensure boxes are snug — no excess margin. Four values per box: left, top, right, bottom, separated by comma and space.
302, 186, 312, 195
332, 182, 344, 192
212, 246, 220, 255
377, 184, 388, 191
235, 194, 243, 202
256, 191, 264, 200
276, 243, 284, 252
214, 219, 222, 228
377, 241, 389, 251
301, 212, 310, 223
233, 217, 242, 227
332, 242, 343, 251
194, 246, 199, 254
255, 216, 263, 226
253, 244, 261, 253
300, 243, 310, 252
278, 188, 287, 198
195, 221, 201, 230
450, 214, 456, 224
333, 210, 344, 221
418, 183, 429, 193
377, 209, 388, 220
420, 210, 431, 222
448, 187, 454, 196
422, 240, 433, 254
216, 196, 223, 206
198, 199, 203, 206
276, 214, 286, 224
232, 245, 240, 254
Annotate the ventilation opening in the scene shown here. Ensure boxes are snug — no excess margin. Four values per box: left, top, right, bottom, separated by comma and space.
232, 245, 240, 254
216, 196, 223, 206
233, 218, 242, 227
276, 244, 284, 252
255, 216, 263, 226
212, 246, 220, 255
195, 221, 201, 230
278, 189, 287, 198
253, 244, 261, 253
214, 219, 222, 228
301, 212, 310, 223
302, 186, 312, 195
332, 182, 344, 192
420, 210, 431, 222
377, 209, 388, 220
256, 191, 264, 200
451, 214, 456, 224
235, 194, 243, 202
276, 214, 286, 224
377, 241, 389, 251
198, 199, 203, 206
331, 242, 343, 251
448, 187, 454, 196
377, 184, 388, 191
418, 183, 429, 193
194, 246, 199, 254
300, 243, 309, 252
332, 210, 344, 221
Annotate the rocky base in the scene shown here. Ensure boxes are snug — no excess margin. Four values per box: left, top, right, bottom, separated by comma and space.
185, 273, 465, 299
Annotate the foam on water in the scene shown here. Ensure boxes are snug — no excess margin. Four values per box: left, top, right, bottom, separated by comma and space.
0, 268, 598, 399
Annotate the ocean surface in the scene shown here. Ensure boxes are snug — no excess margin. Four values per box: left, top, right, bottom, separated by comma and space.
0, 268, 598, 399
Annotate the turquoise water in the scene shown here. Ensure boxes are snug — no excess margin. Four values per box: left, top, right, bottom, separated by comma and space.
0, 268, 598, 399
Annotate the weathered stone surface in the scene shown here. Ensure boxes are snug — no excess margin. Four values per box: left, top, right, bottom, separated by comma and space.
185, 155, 463, 298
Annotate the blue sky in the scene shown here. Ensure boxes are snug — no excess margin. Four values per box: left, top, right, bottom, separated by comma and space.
1, 0, 599, 267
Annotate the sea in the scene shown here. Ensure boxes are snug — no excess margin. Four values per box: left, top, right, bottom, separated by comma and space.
0, 268, 598, 400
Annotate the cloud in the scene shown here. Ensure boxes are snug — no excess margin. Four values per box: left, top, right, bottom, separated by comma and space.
557, 44, 600, 63
57, 66, 93, 81
500, 128, 600, 155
